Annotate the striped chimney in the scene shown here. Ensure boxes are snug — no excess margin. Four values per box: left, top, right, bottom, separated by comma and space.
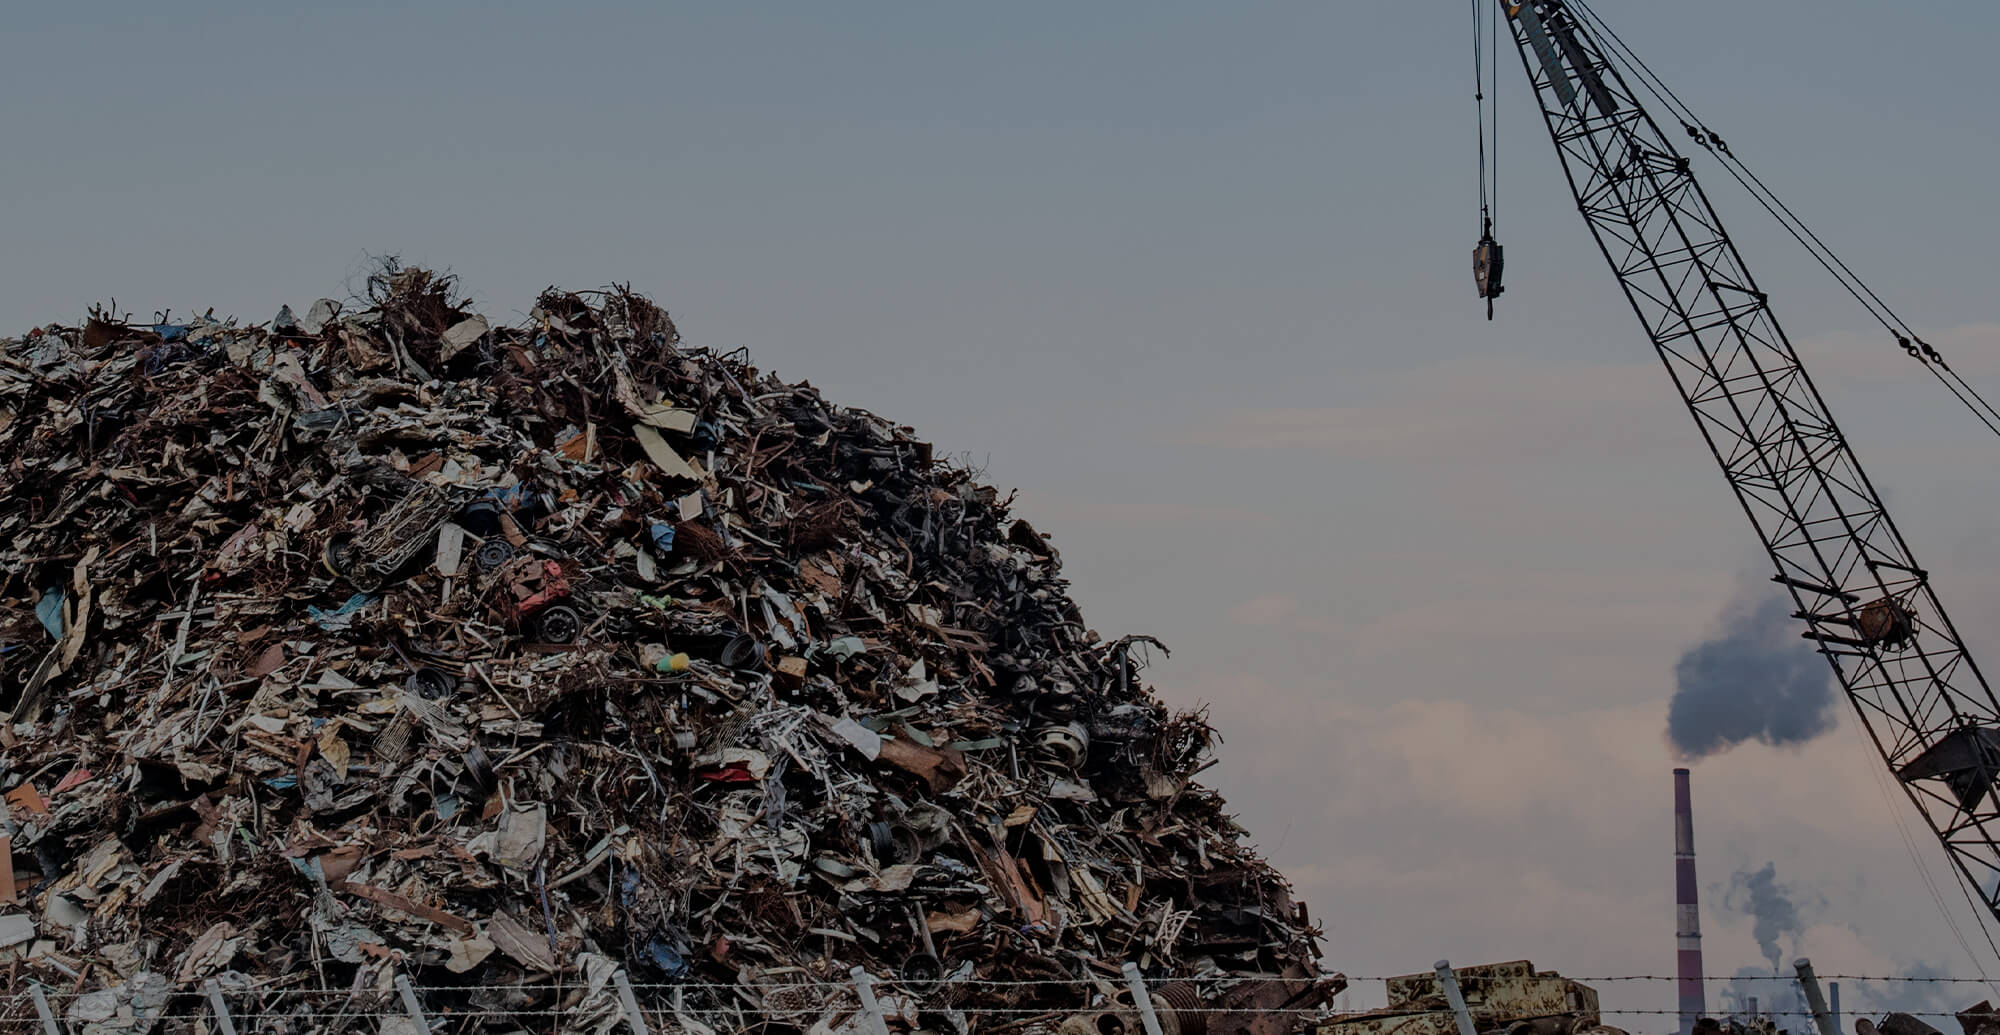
1676, 768, 1707, 1035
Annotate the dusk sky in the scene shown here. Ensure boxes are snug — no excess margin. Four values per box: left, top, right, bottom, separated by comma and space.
7, 1, 2000, 1026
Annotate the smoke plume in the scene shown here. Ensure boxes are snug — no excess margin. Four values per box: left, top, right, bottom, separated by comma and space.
1840, 961, 1961, 1021
1718, 966, 1774, 1017
1727, 863, 1807, 972
1667, 589, 1836, 759
1720, 966, 1800, 1021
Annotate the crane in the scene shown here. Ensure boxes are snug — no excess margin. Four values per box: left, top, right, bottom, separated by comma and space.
1486, 0, 2000, 935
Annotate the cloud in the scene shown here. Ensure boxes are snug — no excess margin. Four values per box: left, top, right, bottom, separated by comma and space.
1231, 593, 1297, 626
1199, 567, 1727, 712
1053, 331, 2000, 989
1018, 496, 1274, 527
1173, 357, 1685, 462
1172, 325, 2000, 470
1149, 651, 1993, 990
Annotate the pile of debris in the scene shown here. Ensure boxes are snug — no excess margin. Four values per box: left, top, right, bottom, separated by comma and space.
1861, 1009, 1997, 1035
0, 267, 1329, 1031
1317, 961, 1619, 1035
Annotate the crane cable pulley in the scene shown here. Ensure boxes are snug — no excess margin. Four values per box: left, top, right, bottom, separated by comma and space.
1559, 0, 2000, 442
1471, 0, 1504, 318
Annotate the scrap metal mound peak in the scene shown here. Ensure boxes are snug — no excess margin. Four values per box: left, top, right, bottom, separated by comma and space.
0, 267, 1331, 1031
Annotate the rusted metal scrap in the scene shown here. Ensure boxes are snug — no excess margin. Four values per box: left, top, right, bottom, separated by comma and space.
0, 271, 1328, 1031
1319, 961, 1600, 1035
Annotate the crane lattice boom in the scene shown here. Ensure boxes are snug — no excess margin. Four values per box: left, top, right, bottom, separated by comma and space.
1503, 0, 2000, 925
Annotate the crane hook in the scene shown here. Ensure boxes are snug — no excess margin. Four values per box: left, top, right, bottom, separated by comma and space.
1474, 225, 1505, 320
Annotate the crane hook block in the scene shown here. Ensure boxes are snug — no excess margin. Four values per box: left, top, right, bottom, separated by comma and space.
1474, 234, 1505, 319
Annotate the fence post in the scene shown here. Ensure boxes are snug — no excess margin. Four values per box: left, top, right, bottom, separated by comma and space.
1123, 962, 1167, 1035
849, 966, 893, 1035
203, 979, 239, 1035
1794, 958, 1839, 1035
1434, 960, 1478, 1035
395, 973, 432, 1035
28, 983, 63, 1035
613, 967, 653, 1035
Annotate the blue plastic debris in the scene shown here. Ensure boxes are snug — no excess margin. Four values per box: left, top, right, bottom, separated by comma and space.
650, 522, 675, 554
35, 589, 64, 640
645, 937, 691, 977
619, 872, 694, 976
287, 854, 325, 883
306, 593, 375, 632
692, 420, 723, 450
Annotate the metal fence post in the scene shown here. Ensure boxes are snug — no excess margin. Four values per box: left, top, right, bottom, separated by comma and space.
1122, 962, 1167, 1035
395, 973, 432, 1035
1794, 958, 1839, 1035
28, 983, 63, 1035
202, 978, 239, 1035
612, 967, 653, 1035
1434, 960, 1478, 1035
849, 965, 893, 1035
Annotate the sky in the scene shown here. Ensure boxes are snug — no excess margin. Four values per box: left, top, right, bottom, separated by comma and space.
7, 0, 2000, 1028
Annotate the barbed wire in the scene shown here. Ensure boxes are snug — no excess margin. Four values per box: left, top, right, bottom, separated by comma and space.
12, 970, 2000, 1032
0, 999, 1966, 1018
4, 996, 1999, 1023
1442, 974, 2000, 985
8, 973, 2000, 999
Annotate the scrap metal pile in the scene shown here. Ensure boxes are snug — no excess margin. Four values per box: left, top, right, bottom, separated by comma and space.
1316, 962, 1620, 1035
0, 267, 1330, 1032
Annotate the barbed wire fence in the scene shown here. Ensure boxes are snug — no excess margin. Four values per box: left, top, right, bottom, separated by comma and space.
7, 969, 2000, 1035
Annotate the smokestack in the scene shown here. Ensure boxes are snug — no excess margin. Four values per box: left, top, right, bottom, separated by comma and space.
1676, 768, 1708, 1035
